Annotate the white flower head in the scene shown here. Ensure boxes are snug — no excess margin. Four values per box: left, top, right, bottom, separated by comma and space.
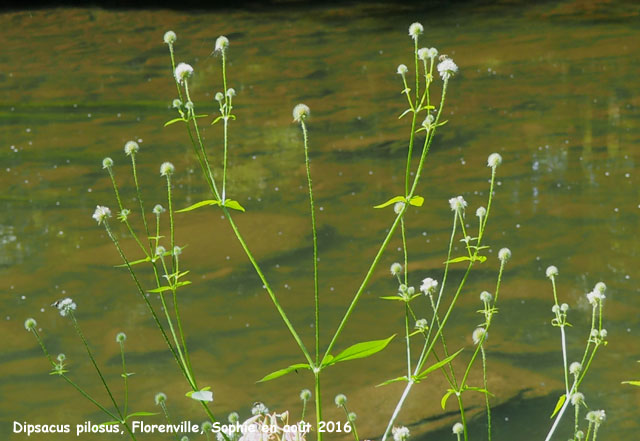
427, 47, 438, 59
594, 282, 606, 294
569, 361, 582, 375
560, 303, 569, 312
160, 162, 175, 177
449, 196, 467, 213
480, 291, 492, 303
155, 246, 166, 258
92, 205, 112, 225
228, 412, 239, 423
334, 393, 347, 407
102, 157, 113, 169
498, 247, 512, 263
571, 392, 585, 406
392, 425, 410, 441
415, 318, 428, 330
24, 318, 37, 331
452, 422, 464, 435
475, 206, 486, 218
599, 328, 608, 339
390, 262, 403, 276
155, 392, 167, 405
437, 58, 458, 80
215, 35, 229, 54
586, 409, 606, 424
472, 327, 487, 345
226, 88, 236, 98
124, 140, 139, 156
408, 22, 424, 40
152, 204, 166, 215
300, 389, 312, 401
174, 62, 194, 85
172, 98, 182, 108
546, 265, 558, 278
586, 289, 605, 306
417, 47, 429, 61
201, 421, 213, 433
56, 298, 77, 317
251, 402, 269, 415
190, 390, 213, 402
394, 201, 405, 214
163, 30, 177, 45
422, 114, 435, 128
116, 332, 126, 343
487, 152, 502, 168
292, 103, 310, 123
215, 92, 224, 103
397, 64, 408, 75
420, 277, 438, 295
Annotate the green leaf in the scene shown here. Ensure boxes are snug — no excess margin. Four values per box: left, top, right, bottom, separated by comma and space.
125, 412, 159, 421
257, 363, 310, 383
440, 389, 456, 410
444, 256, 472, 264
622, 381, 640, 386
325, 335, 396, 366
147, 286, 174, 293
398, 109, 413, 119
194, 114, 208, 119
380, 296, 405, 301
376, 376, 409, 387
164, 117, 186, 127
550, 394, 566, 419
211, 116, 223, 125
415, 348, 464, 381
464, 386, 494, 397
320, 355, 334, 367
120, 372, 135, 378
176, 200, 220, 213
100, 421, 121, 427
223, 199, 245, 212
115, 256, 151, 268
409, 195, 424, 207
374, 196, 405, 209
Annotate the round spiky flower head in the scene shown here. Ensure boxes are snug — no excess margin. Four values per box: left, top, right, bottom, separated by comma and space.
293, 103, 310, 123
215, 36, 229, 54
422, 114, 435, 128
226, 88, 236, 99
155, 246, 166, 258
172, 98, 182, 109
153, 204, 166, 215
24, 317, 37, 331
102, 157, 113, 169
437, 58, 458, 81
228, 412, 239, 423
546, 265, 559, 278
163, 30, 177, 45
427, 47, 438, 59
215, 92, 224, 103
415, 318, 428, 330
472, 327, 487, 345
594, 282, 606, 294
334, 393, 347, 407
155, 392, 167, 405
570, 392, 585, 406
348, 412, 357, 422
487, 152, 502, 168
476, 206, 486, 218
390, 262, 403, 276
300, 389, 312, 401
569, 361, 582, 375
251, 402, 269, 415
160, 162, 175, 177
586, 409, 606, 424
449, 196, 467, 213
452, 422, 464, 435
498, 247, 512, 263
116, 332, 127, 343
124, 140, 139, 156
57, 353, 66, 362
392, 426, 410, 441
420, 277, 438, 295
417, 47, 429, 61
201, 421, 213, 433
397, 64, 408, 75
92, 205, 112, 225
408, 22, 424, 40
174, 62, 194, 85
394, 201, 405, 214
56, 298, 77, 317
480, 291, 493, 303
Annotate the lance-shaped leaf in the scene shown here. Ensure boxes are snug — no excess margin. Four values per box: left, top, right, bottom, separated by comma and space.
324, 335, 396, 367
374, 196, 405, 209
550, 394, 566, 419
164, 117, 186, 127
622, 380, 640, 386
415, 348, 464, 381
257, 363, 310, 383
125, 411, 159, 421
223, 199, 245, 212
115, 256, 151, 268
409, 195, 424, 207
441, 389, 457, 410
176, 200, 220, 213
376, 376, 409, 387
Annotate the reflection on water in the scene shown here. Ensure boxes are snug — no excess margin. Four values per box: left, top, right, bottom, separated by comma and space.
1, 1, 639, 440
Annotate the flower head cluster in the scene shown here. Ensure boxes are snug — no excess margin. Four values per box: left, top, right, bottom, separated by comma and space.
546, 265, 559, 278
300, 389, 312, 401
102, 157, 113, 169
160, 162, 175, 177
392, 426, 410, 441
334, 394, 347, 407
449, 196, 467, 213
498, 247, 512, 263
420, 277, 438, 295
437, 58, 458, 81
586, 282, 606, 306
452, 422, 464, 435
390, 262, 403, 276
480, 291, 493, 303
215, 36, 229, 54
570, 392, 585, 406
92, 205, 111, 225
487, 152, 502, 168
124, 140, 139, 156
415, 318, 428, 330
397, 64, 408, 75
163, 30, 177, 45
475, 206, 486, 218
174, 62, 194, 85
408, 22, 424, 40
586, 409, 606, 424
154, 392, 167, 406
116, 332, 127, 343
24, 318, 37, 331
417, 48, 429, 61
56, 298, 77, 317
251, 402, 269, 416
292, 103, 310, 123
472, 327, 487, 345
153, 204, 166, 215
